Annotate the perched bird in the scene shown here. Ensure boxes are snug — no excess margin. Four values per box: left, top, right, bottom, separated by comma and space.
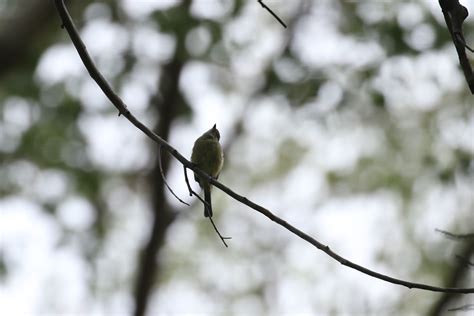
191, 124, 224, 217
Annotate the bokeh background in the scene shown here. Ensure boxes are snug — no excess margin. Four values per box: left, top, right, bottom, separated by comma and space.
1, 0, 473, 315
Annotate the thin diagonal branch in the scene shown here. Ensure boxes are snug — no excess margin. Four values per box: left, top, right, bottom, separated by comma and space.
428, 239, 474, 315
455, 254, 474, 268
208, 216, 232, 248
455, 33, 474, 52
436, 228, 474, 240
183, 166, 231, 247
447, 304, 474, 312
158, 145, 189, 206
257, 0, 287, 28
54, 0, 474, 294
183, 165, 206, 203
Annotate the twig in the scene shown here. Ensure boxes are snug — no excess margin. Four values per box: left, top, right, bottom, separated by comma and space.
183, 165, 193, 197
455, 33, 474, 52
455, 254, 474, 268
183, 166, 213, 220
435, 228, 474, 240
183, 165, 206, 204
183, 164, 211, 214
447, 304, 474, 312
208, 216, 232, 248
183, 166, 231, 247
257, 0, 287, 28
54, 0, 474, 294
158, 145, 189, 206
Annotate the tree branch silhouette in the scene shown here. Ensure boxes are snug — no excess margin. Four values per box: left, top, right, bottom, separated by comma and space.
429, 235, 474, 315
257, 0, 287, 28
438, 0, 474, 94
183, 166, 231, 247
436, 228, 474, 241
54, 0, 474, 294
447, 304, 474, 312
157, 145, 189, 207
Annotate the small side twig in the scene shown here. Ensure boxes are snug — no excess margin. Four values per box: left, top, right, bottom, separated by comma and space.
257, 0, 287, 28
455, 33, 474, 52
183, 166, 231, 247
447, 304, 474, 312
184, 165, 203, 200
455, 254, 474, 268
183, 165, 212, 211
435, 228, 474, 241
208, 216, 232, 248
158, 145, 189, 206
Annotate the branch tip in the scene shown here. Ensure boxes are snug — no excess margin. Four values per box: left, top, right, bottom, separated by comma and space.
257, 0, 287, 28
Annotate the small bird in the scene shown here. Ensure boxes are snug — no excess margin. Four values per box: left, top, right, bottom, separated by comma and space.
191, 124, 224, 217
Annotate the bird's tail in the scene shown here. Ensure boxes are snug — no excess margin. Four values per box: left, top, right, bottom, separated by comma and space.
204, 185, 213, 217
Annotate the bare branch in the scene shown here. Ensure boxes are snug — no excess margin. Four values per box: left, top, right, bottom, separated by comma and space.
54, 0, 474, 294
428, 239, 474, 315
183, 166, 206, 204
183, 166, 230, 247
436, 228, 474, 241
208, 216, 232, 248
455, 33, 474, 53
455, 254, 474, 268
438, 0, 474, 94
257, 0, 287, 28
158, 145, 190, 206
447, 304, 474, 312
